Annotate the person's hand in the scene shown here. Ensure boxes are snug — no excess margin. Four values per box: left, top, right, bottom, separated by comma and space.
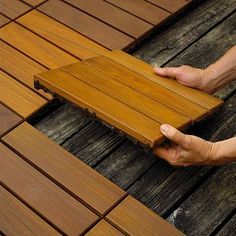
154, 124, 217, 166
154, 65, 218, 94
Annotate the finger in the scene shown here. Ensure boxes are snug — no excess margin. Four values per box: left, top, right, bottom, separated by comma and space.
154, 146, 170, 160
154, 67, 180, 78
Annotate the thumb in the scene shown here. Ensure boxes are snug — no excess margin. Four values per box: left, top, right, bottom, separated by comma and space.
154, 67, 180, 78
160, 124, 187, 147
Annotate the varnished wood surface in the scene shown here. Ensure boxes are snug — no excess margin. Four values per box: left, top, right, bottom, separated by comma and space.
2, 122, 126, 215
0, 143, 99, 235
0, 13, 10, 27
0, 103, 22, 136
0, 186, 59, 236
17, 10, 109, 60
107, 196, 184, 236
22, 0, 46, 6
0, 71, 47, 118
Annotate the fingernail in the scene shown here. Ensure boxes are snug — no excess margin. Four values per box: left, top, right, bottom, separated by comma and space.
160, 124, 170, 135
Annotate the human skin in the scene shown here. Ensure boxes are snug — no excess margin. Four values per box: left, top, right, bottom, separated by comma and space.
153, 45, 236, 166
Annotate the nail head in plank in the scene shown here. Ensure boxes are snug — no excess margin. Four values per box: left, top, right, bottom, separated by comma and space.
3, 122, 126, 215
0, 40, 51, 100
0, 186, 59, 236
0, 71, 47, 118
38, 0, 134, 50
64, 0, 152, 38
0, 22, 78, 69
85, 220, 124, 236
0, 143, 99, 235
17, 10, 109, 60
106, 195, 184, 236
35, 69, 163, 147
0, 103, 22, 136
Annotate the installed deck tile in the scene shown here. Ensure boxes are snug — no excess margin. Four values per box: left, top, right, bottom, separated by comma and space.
0, 13, 10, 27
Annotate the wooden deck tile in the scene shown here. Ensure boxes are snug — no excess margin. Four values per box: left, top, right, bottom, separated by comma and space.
38, 0, 134, 50
105, 0, 170, 25
23, 0, 46, 6
17, 10, 109, 60
0, 186, 59, 236
0, 0, 30, 19
0, 13, 10, 27
2, 122, 126, 215
85, 220, 124, 236
64, 0, 152, 38
0, 41, 51, 100
0, 103, 22, 136
0, 22, 78, 69
106, 195, 184, 236
0, 143, 99, 235
0, 71, 47, 118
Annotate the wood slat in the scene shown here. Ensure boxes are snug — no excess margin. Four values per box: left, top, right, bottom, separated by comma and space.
63, 62, 190, 127
38, 0, 133, 50
0, 41, 51, 99
22, 0, 46, 6
83, 56, 208, 121
17, 10, 109, 60
146, 0, 188, 13
0, 13, 10, 27
86, 220, 124, 236
64, 0, 152, 38
0, 186, 59, 236
104, 50, 223, 111
104, 0, 170, 24
0, 103, 22, 136
0, 143, 99, 235
106, 195, 184, 236
0, 71, 47, 118
0, 0, 30, 19
35, 69, 163, 147
2, 122, 126, 215
0, 22, 78, 69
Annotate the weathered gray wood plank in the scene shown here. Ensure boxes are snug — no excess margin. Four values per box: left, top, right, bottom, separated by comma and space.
216, 214, 236, 236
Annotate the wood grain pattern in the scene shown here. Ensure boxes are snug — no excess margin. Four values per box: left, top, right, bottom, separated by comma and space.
35, 69, 163, 147
63, 62, 190, 127
17, 10, 109, 60
65, 0, 152, 38
38, 0, 133, 50
22, 0, 46, 6
86, 220, 124, 236
0, 71, 47, 118
0, 0, 30, 19
0, 186, 59, 236
104, 0, 170, 24
0, 143, 99, 235
0, 41, 51, 99
0, 103, 22, 136
84, 56, 208, 121
106, 196, 184, 236
0, 13, 10, 27
2, 122, 126, 215
0, 22, 78, 68
104, 50, 223, 111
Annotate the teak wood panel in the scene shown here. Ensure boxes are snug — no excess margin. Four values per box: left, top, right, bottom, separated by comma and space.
105, 0, 170, 25
0, 13, 10, 27
0, 186, 59, 236
0, 22, 78, 69
0, 41, 51, 100
64, 0, 152, 38
0, 103, 22, 136
104, 50, 223, 111
106, 195, 184, 236
62, 62, 190, 127
0, 0, 30, 19
35, 69, 164, 147
38, 0, 134, 50
0, 143, 99, 235
17, 10, 109, 60
2, 122, 126, 215
0, 71, 47, 118
83, 56, 208, 121
86, 220, 124, 236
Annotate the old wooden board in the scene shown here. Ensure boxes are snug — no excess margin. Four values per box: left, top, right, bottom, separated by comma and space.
0, 143, 99, 235
0, 186, 59, 236
106, 195, 184, 236
34, 52, 222, 150
2, 122, 126, 215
